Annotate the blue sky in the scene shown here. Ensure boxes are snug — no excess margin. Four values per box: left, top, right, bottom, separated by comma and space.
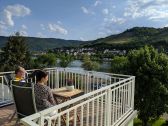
0, 0, 168, 40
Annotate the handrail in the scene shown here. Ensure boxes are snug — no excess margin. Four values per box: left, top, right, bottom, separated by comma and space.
0, 67, 135, 126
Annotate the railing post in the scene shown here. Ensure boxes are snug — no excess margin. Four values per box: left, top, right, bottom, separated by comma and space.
86, 72, 89, 93
106, 88, 112, 126
131, 77, 135, 109
39, 113, 44, 126
1, 77, 4, 101
56, 68, 59, 88
128, 81, 131, 108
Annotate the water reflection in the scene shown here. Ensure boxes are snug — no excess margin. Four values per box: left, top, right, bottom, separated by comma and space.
68, 60, 110, 72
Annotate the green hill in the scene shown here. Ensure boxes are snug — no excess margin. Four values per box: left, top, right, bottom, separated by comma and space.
82, 27, 168, 50
1, 27, 168, 51
0, 36, 86, 51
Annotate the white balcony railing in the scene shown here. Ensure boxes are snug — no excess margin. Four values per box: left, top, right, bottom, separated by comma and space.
0, 67, 136, 126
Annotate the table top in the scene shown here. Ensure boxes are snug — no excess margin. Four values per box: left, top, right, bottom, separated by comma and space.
52, 87, 84, 99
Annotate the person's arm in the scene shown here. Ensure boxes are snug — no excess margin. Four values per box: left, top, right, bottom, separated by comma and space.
42, 98, 54, 108
48, 88, 56, 105
39, 87, 56, 108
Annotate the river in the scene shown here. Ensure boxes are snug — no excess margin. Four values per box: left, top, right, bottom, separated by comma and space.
68, 60, 111, 72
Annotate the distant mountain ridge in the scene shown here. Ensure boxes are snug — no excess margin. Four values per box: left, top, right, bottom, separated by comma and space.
1, 27, 168, 51
0, 36, 86, 51
83, 27, 168, 50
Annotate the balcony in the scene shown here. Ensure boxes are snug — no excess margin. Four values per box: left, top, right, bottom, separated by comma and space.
0, 67, 137, 126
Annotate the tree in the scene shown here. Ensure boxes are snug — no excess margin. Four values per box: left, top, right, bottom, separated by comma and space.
111, 56, 128, 74
0, 32, 31, 71
111, 46, 168, 126
128, 46, 168, 126
59, 54, 73, 68
82, 54, 100, 71
34, 53, 56, 68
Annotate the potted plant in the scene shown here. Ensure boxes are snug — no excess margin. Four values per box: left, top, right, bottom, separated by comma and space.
66, 79, 74, 91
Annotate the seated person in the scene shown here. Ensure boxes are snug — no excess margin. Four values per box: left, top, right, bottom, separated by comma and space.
34, 70, 56, 111
12, 66, 28, 86
14, 66, 27, 82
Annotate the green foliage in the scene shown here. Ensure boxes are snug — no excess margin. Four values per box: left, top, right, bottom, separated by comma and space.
111, 46, 168, 126
127, 46, 168, 126
59, 54, 73, 68
83, 54, 90, 62
111, 56, 128, 73
82, 60, 100, 71
134, 118, 167, 126
33, 53, 57, 68
0, 32, 31, 71
82, 54, 100, 71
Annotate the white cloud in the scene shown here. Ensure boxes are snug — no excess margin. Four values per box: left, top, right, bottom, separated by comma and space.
48, 23, 68, 35
102, 9, 109, 15
94, 1, 102, 6
37, 32, 46, 38
0, 21, 7, 30
124, 0, 168, 21
0, 24, 4, 30
21, 24, 27, 30
2, 10, 14, 26
101, 15, 126, 37
111, 17, 126, 24
0, 4, 31, 27
104, 16, 126, 25
5, 4, 31, 17
0, 21, 8, 36
19, 30, 28, 36
164, 24, 168, 27
0, 21, 5, 25
81, 6, 89, 14
16, 24, 28, 36
81, 6, 95, 15
0, 4, 31, 36
80, 37, 85, 41
40, 22, 68, 35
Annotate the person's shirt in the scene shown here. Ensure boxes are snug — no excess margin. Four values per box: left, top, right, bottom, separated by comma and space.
13, 77, 26, 86
34, 83, 56, 111
14, 76, 26, 81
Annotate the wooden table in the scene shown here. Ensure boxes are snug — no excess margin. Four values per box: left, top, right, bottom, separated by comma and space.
52, 87, 84, 124
52, 87, 84, 104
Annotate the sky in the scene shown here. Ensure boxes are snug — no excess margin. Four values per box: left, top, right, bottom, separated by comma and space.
0, 0, 168, 41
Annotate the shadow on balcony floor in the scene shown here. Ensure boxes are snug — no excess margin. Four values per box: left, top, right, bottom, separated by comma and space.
0, 105, 23, 126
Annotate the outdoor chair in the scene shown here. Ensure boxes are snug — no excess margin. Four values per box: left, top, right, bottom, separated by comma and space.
11, 81, 37, 124
3, 73, 36, 123
3, 74, 16, 122
3, 73, 13, 89
91, 83, 106, 90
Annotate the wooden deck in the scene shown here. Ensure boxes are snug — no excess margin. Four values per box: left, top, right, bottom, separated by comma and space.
0, 104, 25, 126
0, 104, 19, 126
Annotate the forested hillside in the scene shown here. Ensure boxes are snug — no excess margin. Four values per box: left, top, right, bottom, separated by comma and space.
0, 36, 85, 51
1, 27, 168, 51
82, 27, 168, 50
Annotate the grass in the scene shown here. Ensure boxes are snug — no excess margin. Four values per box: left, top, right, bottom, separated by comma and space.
134, 118, 167, 126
